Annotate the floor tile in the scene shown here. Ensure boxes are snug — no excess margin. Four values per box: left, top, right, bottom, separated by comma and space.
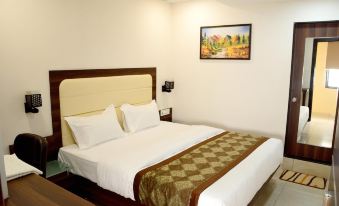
250, 178, 284, 206
292, 159, 330, 178
299, 115, 334, 148
274, 184, 323, 206
251, 163, 325, 206
282, 157, 293, 170
284, 181, 325, 195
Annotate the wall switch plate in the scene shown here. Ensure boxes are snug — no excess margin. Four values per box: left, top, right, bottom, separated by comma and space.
160, 108, 170, 116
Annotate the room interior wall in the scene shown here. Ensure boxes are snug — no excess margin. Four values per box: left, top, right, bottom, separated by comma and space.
312, 42, 337, 117
0, 0, 172, 153
1, 0, 339, 154
326, 41, 339, 68
0, 128, 8, 200
170, 0, 339, 139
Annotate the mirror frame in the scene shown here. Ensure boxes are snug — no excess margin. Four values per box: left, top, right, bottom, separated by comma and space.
285, 20, 339, 164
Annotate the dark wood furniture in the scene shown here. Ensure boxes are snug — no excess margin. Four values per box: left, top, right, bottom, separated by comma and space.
47, 68, 274, 206
285, 20, 339, 164
47, 68, 157, 205
13, 134, 47, 177
5, 174, 94, 206
48, 67, 156, 160
70, 176, 141, 206
46, 159, 76, 190
48, 172, 78, 191
159, 108, 172, 122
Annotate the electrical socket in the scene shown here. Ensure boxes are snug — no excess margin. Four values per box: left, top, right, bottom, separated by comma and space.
160, 108, 170, 116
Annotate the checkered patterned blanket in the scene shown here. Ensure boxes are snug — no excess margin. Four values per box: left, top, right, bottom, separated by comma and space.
133, 131, 268, 206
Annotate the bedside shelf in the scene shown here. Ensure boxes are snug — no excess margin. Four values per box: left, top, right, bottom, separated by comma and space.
47, 160, 76, 190
160, 108, 172, 122
46, 160, 68, 178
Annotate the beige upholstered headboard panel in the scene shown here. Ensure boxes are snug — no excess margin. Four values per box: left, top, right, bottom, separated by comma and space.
59, 75, 152, 146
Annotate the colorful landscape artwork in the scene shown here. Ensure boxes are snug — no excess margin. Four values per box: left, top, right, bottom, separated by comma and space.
200, 24, 252, 60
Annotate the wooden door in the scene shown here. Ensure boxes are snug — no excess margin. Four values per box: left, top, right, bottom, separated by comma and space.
285, 21, 339, 164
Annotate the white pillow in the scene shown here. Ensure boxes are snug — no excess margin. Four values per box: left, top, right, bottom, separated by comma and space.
65, 105, 125, 149
120, 100, 160, 133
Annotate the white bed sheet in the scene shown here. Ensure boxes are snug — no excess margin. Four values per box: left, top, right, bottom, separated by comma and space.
59, 121, 283, 206
59, 144, 98, 183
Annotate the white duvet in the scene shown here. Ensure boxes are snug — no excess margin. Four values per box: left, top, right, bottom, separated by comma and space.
59, 122, 283, 206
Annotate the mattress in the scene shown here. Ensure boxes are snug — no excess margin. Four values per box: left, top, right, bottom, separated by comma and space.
59, 121, 283, 206
298, 106, 309, 141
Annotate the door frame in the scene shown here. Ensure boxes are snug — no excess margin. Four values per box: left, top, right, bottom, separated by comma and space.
284, 20, 339, 164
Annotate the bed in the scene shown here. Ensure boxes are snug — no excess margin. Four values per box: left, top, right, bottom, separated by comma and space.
297, 106, 309, 142
49, 67, 283, 206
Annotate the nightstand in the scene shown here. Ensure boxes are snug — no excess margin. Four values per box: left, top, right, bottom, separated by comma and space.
47, 160, 76, 190
160, 108, 172, 122
7, 174, 95, 206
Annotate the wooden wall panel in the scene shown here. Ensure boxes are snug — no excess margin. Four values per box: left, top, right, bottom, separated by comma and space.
48, 68, 156, 160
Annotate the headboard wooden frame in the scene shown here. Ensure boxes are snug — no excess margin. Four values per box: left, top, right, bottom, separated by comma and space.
48, 67, 156, 160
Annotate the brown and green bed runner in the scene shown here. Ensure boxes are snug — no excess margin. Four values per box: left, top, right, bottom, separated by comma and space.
133, 131, 268, 206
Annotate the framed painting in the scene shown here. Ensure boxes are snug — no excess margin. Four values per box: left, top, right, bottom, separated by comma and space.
200, 24, 252, 60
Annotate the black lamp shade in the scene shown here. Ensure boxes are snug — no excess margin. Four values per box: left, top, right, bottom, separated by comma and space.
25, 94, 42, 113
162, 81, 174, 92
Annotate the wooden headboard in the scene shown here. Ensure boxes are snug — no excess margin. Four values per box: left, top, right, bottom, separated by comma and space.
48, 68, 156, 160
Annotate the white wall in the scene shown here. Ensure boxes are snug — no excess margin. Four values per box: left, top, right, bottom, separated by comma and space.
302, 38, 314, 89
327, 41, 339, 68
0, 128, 8, 199
1, 0, 339, 153
0, 0, 172, 153
312, 42, 338, 118
170, 0, 339, 139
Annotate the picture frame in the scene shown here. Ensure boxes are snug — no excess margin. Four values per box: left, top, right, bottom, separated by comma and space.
200, 24, 252, 60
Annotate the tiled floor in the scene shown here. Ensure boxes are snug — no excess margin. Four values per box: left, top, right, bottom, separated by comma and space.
282, 158, 331, 178
299, 115, 334, 148
250, 167, 325, 206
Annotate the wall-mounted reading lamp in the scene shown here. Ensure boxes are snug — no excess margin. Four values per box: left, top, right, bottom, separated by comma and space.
162, 81, 174, 93
24, 94, 42, 113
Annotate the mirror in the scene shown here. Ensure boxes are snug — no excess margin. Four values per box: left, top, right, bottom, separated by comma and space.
297, 38, 339, 148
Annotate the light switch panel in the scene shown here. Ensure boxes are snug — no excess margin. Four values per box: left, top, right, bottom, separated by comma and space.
160, 108, 170, 116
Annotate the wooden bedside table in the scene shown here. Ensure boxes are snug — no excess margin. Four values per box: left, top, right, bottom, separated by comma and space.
6, 174, 94, 206
160, 108, 172, 122
47, 160, 76, 190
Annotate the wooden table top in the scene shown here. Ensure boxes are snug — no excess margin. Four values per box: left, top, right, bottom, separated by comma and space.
5, 174, 94, 206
